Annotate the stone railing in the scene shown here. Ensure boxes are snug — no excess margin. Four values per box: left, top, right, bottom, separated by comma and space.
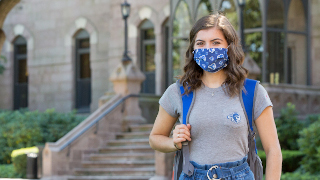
263, 83, 320, 117
42, 94, 124, 178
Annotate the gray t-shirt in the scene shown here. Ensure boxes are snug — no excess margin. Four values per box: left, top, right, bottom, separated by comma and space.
159, 82, 273, 164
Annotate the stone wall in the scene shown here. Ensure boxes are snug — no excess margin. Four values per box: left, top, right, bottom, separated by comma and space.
0, 0, 169, 112
264, 83, 320, 118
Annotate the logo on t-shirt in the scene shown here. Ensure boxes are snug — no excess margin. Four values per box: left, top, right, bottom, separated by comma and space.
227, 112, 241, 124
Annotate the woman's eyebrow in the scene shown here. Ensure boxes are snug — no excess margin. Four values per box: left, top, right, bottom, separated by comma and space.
195, 38, 223, 42
210, 38, 223, 41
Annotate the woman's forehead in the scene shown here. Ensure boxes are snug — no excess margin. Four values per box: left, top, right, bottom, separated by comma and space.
195, 27, 225, 40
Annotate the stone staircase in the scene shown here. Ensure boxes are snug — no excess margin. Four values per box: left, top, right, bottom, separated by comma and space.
68, 124, 155, 180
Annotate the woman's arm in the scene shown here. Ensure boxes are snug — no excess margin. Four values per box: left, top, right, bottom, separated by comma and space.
255, 106, 282, 180
149, 105, 191, 153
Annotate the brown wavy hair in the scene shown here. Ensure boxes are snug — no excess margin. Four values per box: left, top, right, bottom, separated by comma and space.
179, 13, 248, 97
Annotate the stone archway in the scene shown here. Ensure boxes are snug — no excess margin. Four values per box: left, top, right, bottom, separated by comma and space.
0, 0, 21, 51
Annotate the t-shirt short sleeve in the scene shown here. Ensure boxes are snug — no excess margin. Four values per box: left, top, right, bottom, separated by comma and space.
253, 84, 273, 121
159, 83, 182, 118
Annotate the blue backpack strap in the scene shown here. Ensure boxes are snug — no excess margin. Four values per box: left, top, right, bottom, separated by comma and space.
242, 78, 259, 153
242, 78, 258, 131
179, 85, 193, 125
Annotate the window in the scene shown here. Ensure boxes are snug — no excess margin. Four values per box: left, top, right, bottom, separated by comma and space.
266, 0, 308, 85
172, 0, 191, 83
244, 0, 263, 81
140, 20, 156, 94
196, 0, 212, 21
220, 0, 238, 30
75, 29, 91, 112
13, 36, 28, 109
168, 0, 310, 85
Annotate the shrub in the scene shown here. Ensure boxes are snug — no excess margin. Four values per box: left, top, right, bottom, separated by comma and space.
304, 114, 320, 127
12, 154, 27, 178
275, 103, 303, 150
0, 109, 86, 164
281, 172, 320, 180
258, 150, 304, 173
0, 164, 18, 178
0, 110, 42, 164
298, 118, 320, 174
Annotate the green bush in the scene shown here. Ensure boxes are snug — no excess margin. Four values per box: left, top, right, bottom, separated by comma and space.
12, 154, 27, 178
281, 172, 320, 180
275, 103, 303, 150
0, 164, 19, 178
258, 150, 304, 173
0, 109, 86, 164
298, 118, 320, 174
304, 114, 320, 127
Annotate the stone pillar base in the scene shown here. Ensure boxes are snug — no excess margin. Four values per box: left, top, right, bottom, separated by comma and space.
109, 61, 146, 127
149, 175, 172, 180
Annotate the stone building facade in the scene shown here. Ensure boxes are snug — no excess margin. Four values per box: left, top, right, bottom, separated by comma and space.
0, 0, 170, 113
0, 0, 319, 116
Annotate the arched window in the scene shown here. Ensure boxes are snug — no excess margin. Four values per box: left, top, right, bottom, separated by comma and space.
244, 0, 262, 29
220, 0, 238, 30
195, 0, 212, 21
140, 20, 156, 94
172, 0, 191, 83
266, 0, 285, 83
243, 0, 263, 80
75, 29, 91, 112
13, 36, 28, 110
168, 0, 310, 85
267, 0, 284, 29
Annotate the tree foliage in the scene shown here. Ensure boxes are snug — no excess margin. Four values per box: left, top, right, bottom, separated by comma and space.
275, 103, 303, 150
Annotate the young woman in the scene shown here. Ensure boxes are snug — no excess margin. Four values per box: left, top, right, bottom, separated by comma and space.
149, 14, 282, 180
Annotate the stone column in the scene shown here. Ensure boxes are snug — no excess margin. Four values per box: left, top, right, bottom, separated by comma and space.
150, 151, 175, 180
109, 61, 146, 126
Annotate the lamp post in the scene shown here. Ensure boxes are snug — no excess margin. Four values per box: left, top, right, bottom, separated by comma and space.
121, 0, 131, 62
238, 0, 246, 52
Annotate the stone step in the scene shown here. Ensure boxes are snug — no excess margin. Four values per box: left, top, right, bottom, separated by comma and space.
81, 160, 154, 168
89, 152, 154, 161
98, 145, 153, 154
107, 139, 149, 146
68, 175, 153, 180
116, 132, 150, 140
73, 167, 155, 176
129, 124, 154, 132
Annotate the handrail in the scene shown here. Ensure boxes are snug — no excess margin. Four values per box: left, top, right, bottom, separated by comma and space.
59, 94, 140, 151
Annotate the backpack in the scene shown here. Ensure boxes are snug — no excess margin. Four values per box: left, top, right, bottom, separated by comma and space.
173, 78, 263, 180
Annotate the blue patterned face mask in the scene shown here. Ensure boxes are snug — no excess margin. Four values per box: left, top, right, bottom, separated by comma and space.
193, 47, 229, 73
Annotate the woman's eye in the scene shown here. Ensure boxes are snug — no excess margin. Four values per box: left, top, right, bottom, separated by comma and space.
196, 42, 203, 46
213, 41, 220, 45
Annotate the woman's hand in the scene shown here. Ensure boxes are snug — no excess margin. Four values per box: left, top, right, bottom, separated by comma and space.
150, 106, 191, 153
172, 124, 192, 149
